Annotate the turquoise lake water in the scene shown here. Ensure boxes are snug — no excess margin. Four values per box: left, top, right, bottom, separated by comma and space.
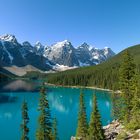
0, 80, 113, 140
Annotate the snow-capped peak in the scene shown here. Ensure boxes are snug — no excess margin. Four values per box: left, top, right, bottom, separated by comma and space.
35, 41, 42, 46
78, 43, 95, 51
103, 46, 115, 57
0, 34, 17, 43
79, 42, 89, 49
0, 34, 115, 71
22, 41, 32, 46
104, 46, 110, 50
35, 41, 44, 50
52, 40, 71, 48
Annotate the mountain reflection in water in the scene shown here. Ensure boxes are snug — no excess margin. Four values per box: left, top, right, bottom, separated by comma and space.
1, 80, 40, 92
0, 94, 17, 104
0, 80, 113, 140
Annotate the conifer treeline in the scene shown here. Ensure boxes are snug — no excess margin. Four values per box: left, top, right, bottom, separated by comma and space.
21, 85, 59, 140
76, 93, 88, 139
21, 50, 140, 139
20, 88, 105, 140
112, 50, 140, 130
0, 72, 9, 82
47, 45, 140, 90
36, 85, 52, 140
76, 93, 105, 140
21, 100, 29, 140
47, 65, 119, 90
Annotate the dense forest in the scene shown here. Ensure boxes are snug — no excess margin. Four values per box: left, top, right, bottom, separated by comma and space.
21, 85, 59, 140
20, 50, 140, 139
0, 67, 15, 81
47, 45, 140, 90
0, 70, 9, 82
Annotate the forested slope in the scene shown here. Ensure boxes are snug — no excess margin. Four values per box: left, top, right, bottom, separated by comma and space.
0, 67, 15, 81
47, 45, 140, 90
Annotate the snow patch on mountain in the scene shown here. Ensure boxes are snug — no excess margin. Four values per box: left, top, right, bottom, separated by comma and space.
0, 40, 14, 63
52, 40, 70, 48
0, 34, 115, 72
0, 34, 18, 44
78, 61, 90, 67
3, 46, 14, 63
53, 64, 77, 71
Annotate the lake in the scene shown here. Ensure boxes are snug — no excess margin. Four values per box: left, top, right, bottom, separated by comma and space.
0, 80, 113, 140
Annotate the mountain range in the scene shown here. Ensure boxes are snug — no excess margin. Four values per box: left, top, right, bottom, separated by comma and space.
0, 34, 115, 75
47, 44, 140, 90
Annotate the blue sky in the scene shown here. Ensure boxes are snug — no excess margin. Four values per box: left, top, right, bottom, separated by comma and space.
0, 0, 140, 53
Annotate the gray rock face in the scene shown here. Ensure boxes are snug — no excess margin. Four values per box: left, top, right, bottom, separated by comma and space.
44, 40, 79, 67
103, 120, 123, 140
90, 47, 115, 64
75, 43, 93, 66
0, 34, 115, 71
43, 41, 115, 67
34, 41, 46, 55
103, 120, 140, 140
0, 34, 52, 71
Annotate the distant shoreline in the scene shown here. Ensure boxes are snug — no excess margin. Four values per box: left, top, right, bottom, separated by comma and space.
45, 83, 114, 92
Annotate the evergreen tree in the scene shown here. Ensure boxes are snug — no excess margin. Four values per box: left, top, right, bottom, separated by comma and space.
111, 91, 123, 120
52, 118, 59, 140
88, 95, 105, 140
36, 84, 52, 140
128, 73, 140, 130
21, 100, 29, 140
112, 50, 140, 130
119, 50, 136, 123
76, 92, 88, 139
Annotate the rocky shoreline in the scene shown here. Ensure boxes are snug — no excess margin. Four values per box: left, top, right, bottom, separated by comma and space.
46, 82, 113, 92
103, 120, 123, 139
71, 120, 140, 140
104, 120, 140, 140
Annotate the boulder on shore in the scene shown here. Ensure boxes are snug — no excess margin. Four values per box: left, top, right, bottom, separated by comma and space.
71, 120, 140, 140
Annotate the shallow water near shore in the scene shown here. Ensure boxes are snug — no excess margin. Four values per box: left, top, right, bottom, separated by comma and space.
0, 80, 113, 140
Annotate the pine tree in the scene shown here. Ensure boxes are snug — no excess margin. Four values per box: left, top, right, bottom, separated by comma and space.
21, 100, 29, 140
76, 92, 88, 139
36, 84, 52, 140
111, 91, 122, 120
52, 118, 59, 140
112, 50, 140, 130
128, 73, 140, 130
88, 95, 105, 140
119, 50, 136, 123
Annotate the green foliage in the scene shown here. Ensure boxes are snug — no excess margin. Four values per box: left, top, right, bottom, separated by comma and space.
21, 100, 29, 140
76, 93, 88, 139
47, 45, 140, 90
112, 50, 140, 131
88, 95, 105, 140
111, 92, 122, 120
0, 72, 8, 82
0, 67, 12, 81
128, 73, 140, 130
36, 85, 52, 140
116, 132, 128, 140
23, 71, 45, 80
119, 50, 136, 123
0, 67, 16, 79
132, 132, 139, 139
52, 118, 59, 140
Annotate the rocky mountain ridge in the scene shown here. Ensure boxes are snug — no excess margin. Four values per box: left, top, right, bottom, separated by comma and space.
0, 34, 115, 74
